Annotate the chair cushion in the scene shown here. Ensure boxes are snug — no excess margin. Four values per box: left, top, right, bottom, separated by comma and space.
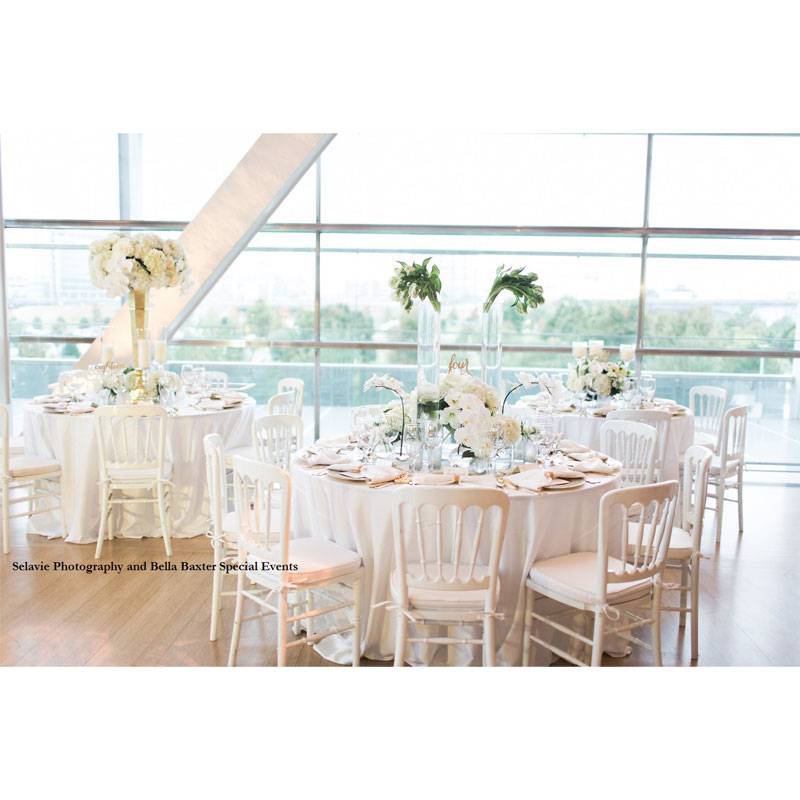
693, 431, 718, 450
8, 454, 61, 478
8, 435, 25, 456
105, 462, 173, 482
244, 537, 361, 586
391, 563, 496, 610
709, 456, 740, 478
627, 522, 694, 560
528, 551, 653, 607
225, 446, 256, 467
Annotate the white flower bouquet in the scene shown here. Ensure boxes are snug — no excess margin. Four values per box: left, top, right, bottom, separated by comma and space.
89, 233, 190, 297
567, 352, 631, 398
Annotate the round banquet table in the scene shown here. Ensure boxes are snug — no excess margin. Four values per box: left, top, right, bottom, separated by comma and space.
23, 400, 255, 544
291, 460, 621, 666
514, 404, 694, 482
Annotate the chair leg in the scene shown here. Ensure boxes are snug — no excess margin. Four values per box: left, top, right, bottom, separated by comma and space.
156, 482, 172, 558
393, 610, 408, 667
679, 561, 689, 629
209, 541, 223, 642
737, 468, 744, 534
591, 611, 605, 667
2, 480, 9, 555
690, 555, 700, 662
277, 589, 288, 667
652, 580, 663, 667
352, 575, 361, 667
483, 612, 496, 667
227, 571, 244, 666
95, 485, 108, 559
522, 587, 534, 666
714, 480, 724, 543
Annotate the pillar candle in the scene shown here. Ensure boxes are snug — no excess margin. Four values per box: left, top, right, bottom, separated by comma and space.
588, 339, 605, 357
619, 344, 636, 362
572, 341, 588, 358
137, 339, 150, 369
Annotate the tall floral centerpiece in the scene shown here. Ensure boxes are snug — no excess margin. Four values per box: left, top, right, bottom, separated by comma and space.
481, 266, 545, 396
89, 233, 190, 367
391, 257, 442, 390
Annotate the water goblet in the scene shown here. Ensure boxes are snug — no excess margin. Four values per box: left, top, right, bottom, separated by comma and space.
640, 373, 656, 405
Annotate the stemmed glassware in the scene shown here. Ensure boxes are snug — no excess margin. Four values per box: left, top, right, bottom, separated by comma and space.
621, 377, 637, 408
640, 373, 656, 405
421, 417, 442, 472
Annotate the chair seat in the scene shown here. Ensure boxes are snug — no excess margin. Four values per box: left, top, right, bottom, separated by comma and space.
105, 462, 173, 483
391, 563, 497, 611
709, 456, 740, 479
627, 522, 694, 560
8, 435, 25, 456
244, 536, 361, 586
528, 551, 653, 608
8, 454, 61, 479
693, 431, 718, 451
225, 446, 256, 468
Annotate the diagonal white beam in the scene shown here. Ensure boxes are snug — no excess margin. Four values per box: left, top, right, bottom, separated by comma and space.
78, 133, 334, 367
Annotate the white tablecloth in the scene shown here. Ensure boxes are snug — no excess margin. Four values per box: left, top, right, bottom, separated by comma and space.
23, 402, 255, 544
515, 406, 695, 481
291, 462, 620, 666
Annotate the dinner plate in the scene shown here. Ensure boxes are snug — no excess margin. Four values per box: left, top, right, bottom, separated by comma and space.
542, 477, 585, 491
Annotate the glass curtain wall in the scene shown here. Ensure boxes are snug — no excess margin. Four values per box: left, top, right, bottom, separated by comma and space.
3, 133, 799, 466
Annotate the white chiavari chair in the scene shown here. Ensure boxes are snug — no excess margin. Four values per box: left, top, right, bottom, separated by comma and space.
93, 405, 172, 559
203, 433, 239, 642
708, 405, 748, 543
523, 480, 679, 667
389, 486, 510, 667
601, 418, 658, 486
253, 414, 304, 470
641, 445, 712, 661
607, 409, 671, 481
204, 371, 229, 391
266, 390, 295, 416
276, 378, 304, 417
689, 385, 727, 452
1, 404, 65, 554
227, 456, 363, 667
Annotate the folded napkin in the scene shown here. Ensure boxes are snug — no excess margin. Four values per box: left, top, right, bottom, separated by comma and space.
567, 450, 609, 462
326, 460, 366, 472
32, 394, 59, 404
299, 448, 357, 467
67, 402, 94, 415
410, 473, 460, 486
544, 466, 584, 481
316, 435, 353, 449
570, 457, 621, 475
506, 468, 568, 492
591, 405, 617, 417
559, 439, 591, 454
362, 465, 406, 487
196, 399, 225, 411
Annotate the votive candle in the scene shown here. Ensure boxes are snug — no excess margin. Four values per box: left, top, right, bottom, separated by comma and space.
572, 341, 588, 358
588, 339, 605, 356
619, 344, 636, 362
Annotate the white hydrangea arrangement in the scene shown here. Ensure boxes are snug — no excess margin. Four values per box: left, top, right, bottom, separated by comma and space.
89, 233, 190, 297
567, 353, 631, 397
145, 369, 181, 398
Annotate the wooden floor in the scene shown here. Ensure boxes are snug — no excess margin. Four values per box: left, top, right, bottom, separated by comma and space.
2, 477, 798, 667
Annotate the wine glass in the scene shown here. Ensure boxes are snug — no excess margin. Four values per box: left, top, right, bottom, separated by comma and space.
640, 373, 656, 405
621, 377, 637, 408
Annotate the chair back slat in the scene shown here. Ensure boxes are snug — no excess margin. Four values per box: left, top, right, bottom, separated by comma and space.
680, 444, 712, 549
689, 385, 727, 440
0, 404, 9, 476
601, 419, 658, 486
232, 456, 290, 569
720, 406, 748, 468
205, 371, 229, 391
252, 414, 304, 469
276, 378, 305, 417
598, 481, 679, 598
94, 405, 167, 478
607, 409, 670, 479
392, 487, 509, 597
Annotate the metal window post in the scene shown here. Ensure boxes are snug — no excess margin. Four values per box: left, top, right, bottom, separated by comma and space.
314, 158, 322, 440
634, 134, 654, 378
0, 139, 11, 405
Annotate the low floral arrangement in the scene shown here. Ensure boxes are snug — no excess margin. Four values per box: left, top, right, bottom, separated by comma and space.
89, 233, 190, 297
390, 257, 442, 313
97, 366, 181, 404
363, 374, 408, 454
567, 353, 631, 398
145, 369, 181, 400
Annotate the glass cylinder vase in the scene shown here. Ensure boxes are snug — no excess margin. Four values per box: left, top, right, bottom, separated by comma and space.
129, 289, 150, 368
416, 299, 441, 389
481, 300, 504, 396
